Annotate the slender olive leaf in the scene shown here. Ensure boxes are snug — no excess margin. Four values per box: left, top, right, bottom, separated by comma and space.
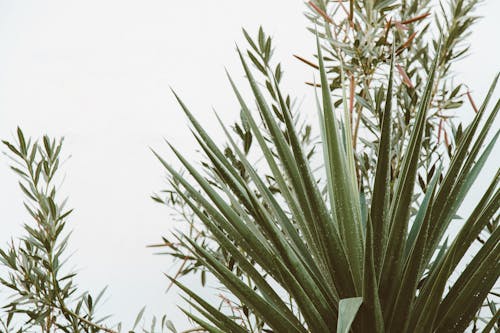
133, 307, 146, 330
337, 297, 363, 333
17, 127, 27, 156
247, 51, 267, 75
374, 0, 397, 10
166, 319, 177, 333
242, 28, 260, 55
43, 136, 51, 159
10, 166, 29, 179
18, 182, 37, 201
2, 140, 23, 158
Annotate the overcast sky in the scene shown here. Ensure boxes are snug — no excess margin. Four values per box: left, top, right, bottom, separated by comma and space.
0, 0, 499, 330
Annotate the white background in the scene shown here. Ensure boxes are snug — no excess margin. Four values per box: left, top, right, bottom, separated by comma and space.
1, 0, 499, 330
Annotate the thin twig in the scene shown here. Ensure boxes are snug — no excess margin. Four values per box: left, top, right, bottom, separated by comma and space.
400, 12, 431, 25
293, 54, 319, 69
466, 90, 479, 113
308, 1, 333, 24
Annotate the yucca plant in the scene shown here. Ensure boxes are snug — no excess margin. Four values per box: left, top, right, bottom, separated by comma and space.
157, 0, 491, 292
155, 25, 499, 332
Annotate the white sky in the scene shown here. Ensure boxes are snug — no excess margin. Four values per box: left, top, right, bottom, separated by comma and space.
0, 0, 499, 331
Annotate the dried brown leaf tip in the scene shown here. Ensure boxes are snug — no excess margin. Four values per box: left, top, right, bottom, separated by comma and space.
437, 118, 443, 143
305, 82, 321, 87
294, 54, 319, 69
394, 21, 409, 31
396, 64, 414, 88
396, 32, 417, 55
383, 17, 393, 42
308, 1, 333, 24
349, 74, 355, 113
443, 128, 450, 147
400, 12, 431, 25
466, 90, 479, 113
392, 12, 430, 31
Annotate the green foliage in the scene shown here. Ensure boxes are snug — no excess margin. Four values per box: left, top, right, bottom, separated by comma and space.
156, 43, 499, 330
304, 0, 484, 201
151, 27, 316, 294
0, 1, 497, 332
0, 131, 113, 333
153, 2, 500, 330
0, 131, 175, 333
